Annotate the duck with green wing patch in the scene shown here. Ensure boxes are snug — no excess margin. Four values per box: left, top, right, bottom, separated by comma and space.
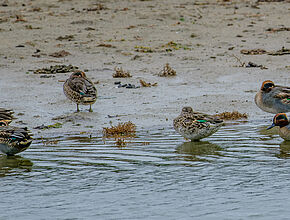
173, 107, 223, 141
0, 124, 33, 156
63, 71, 97, 112
255, 80, 290, 114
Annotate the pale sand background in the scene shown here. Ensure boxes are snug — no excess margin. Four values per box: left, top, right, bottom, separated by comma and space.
0, 0, 289, 137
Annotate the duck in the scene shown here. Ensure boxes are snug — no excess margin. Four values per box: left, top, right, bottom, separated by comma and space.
63, 71, 97, 112
255, 80, 290, 113
267, 113, 290, 141
173, 106, 223, 141
0, 125, 33, 155
0, 108, 14, 125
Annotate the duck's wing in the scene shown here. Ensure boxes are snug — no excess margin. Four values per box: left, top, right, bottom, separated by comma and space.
0, 126, 32, 141
69, 78, 96, 97
174, 112, 222, 131
273, 86, 290, 104
192, 111, 223, 124
83, 78, 97, 97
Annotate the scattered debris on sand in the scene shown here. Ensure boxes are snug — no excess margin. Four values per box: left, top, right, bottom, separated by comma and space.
140, 79, 158, 87
34, 122, 63, 130
49, 50, 71, 58
266, 27, 290, 32
98, 43, 116, 48
240, 49, 267, 55
245, 62, 268, 69
232, 55, 268, 69
33, 64, 79, 74
158, 63, 176, 77
161, 41, 191, 51
134, 45, 155, 53
56, 35, 74, 41
83, 3, 107, 11
240, 47, 290, 56
257, 0, 289, 2
214, 111, 248, 120
115, 81, 139, 89
267, 47, 290, 56
113, 67, 132, 78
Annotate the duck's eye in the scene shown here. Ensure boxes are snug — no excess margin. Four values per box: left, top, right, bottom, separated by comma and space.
264, 82, 274, 89
74, 72, 82, 76
276, 115, 286, 120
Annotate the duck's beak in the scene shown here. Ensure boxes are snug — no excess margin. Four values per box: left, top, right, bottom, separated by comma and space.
267, 123, 275, 130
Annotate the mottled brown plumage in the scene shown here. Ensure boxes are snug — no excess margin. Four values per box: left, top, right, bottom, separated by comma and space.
173, 107, 223, 141
0, 108, 15, 125
63, 71, 97, 112
0, 126, 32, 155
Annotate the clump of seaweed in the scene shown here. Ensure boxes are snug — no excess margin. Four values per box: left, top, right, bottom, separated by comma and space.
34, 122, 63, 130
56, 35, 74, 41
214, 111, 248, 120
134, 45, 154, 53
140, 79, 157, 87
158, 63, 176, 77
113, 67, 132, 78
115, 138, 127, 148
240, 49, 267, 55
103, 121, 136, 148
162, 41, 191, 51
49, 50, 71, 58
33, 64, 79, 74
103, 121, 136, 138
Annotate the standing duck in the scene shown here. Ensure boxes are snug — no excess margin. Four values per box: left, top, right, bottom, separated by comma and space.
173, 107, 223, 141
255, 80, 290, 113
267, 113, 290, 141
63, 71, 97, 112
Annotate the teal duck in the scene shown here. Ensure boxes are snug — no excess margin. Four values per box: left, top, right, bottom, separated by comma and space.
173, 107, 223, 141
63, 71, 97, 112
0, 125, 33, 155
267, 113, 290, 141
255, 80, 290, 113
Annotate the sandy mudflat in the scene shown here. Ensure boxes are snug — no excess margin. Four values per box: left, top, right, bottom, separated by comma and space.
0, 0, 289, 137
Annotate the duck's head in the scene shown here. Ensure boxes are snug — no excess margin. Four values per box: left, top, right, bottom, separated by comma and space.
261, 80, 275, 93
181, 106, 193, 114
267, 113, 289, 130
71, 71, 86, 78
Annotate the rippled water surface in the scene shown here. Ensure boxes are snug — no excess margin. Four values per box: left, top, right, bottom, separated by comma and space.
1, 121, 290, 219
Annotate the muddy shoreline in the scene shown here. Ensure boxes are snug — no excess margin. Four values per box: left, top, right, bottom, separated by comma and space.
0, 0, 289, 138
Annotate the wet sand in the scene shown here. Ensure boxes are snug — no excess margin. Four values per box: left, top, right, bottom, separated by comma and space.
0, 0, 289, 137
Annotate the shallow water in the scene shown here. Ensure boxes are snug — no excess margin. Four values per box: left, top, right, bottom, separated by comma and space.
1, 121, 290, 219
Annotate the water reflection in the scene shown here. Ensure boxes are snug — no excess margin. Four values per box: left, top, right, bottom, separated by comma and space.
175, 141, 223, 161
277, 141, 290, 159
257, 125, 278, 140
0, 155, 33, 177
2, 123, 290, 219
